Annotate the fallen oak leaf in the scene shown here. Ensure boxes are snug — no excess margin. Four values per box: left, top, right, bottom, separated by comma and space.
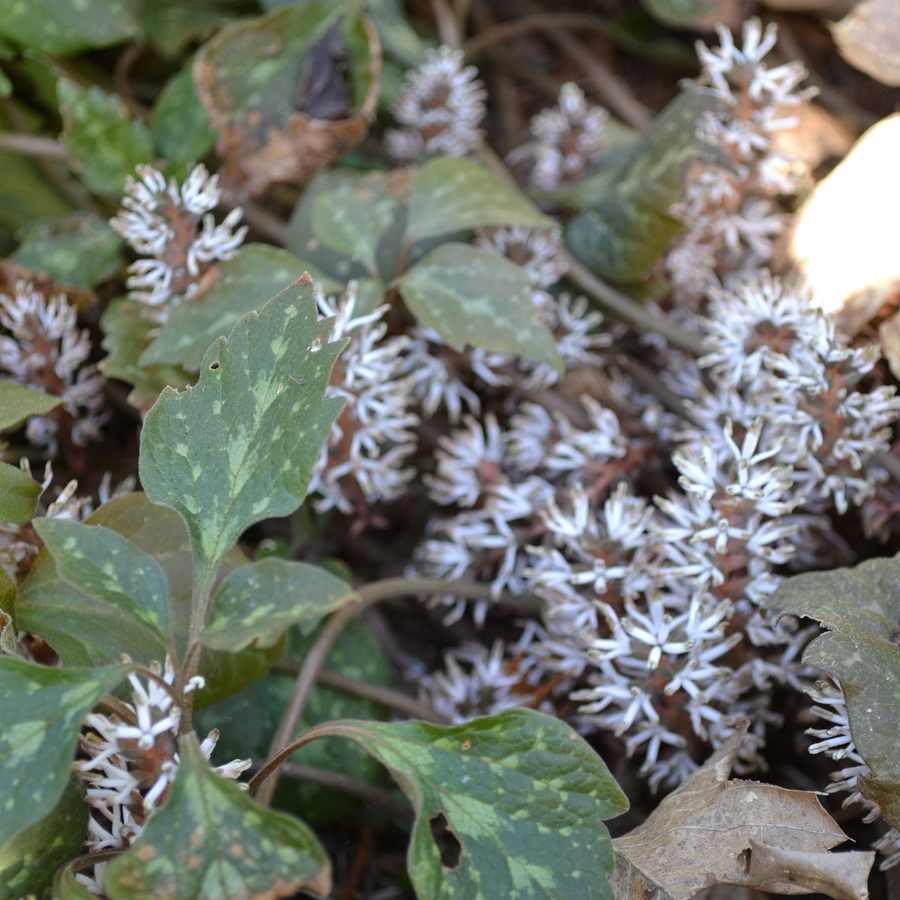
611, 720, 873, 900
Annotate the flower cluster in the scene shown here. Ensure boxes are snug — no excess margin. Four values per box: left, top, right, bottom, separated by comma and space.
386, 46, 486, 161
307, 285, 420, 519
110, 164, 247, 322
509, 83, 611, 190
74, 659, 250, 894
664, 18, 816, 304
411, 273, 900, 789
0, 282, 106, 454
414, 640, 534, 723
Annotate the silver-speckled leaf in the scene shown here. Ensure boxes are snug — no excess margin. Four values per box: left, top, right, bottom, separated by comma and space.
103, 732, 330, 900
140, 244, 341, 371
139, 276, 346, 590
202, 558, 357, 651
397, 242, 562, 370
405, 157, 554, 243
34, 517, 171, 637
0, 777, 88, 900
0, 0, 137, 55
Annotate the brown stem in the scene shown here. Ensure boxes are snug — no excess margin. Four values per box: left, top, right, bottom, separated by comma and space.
0, 132, 69, 159
255, 576, 540, 805
562, 250, 706, 356
272, 661, 450, 724
431, 0, 461, 49
513, 0, 653, 131
250, 759, 414, 823
464, 12, 614, 59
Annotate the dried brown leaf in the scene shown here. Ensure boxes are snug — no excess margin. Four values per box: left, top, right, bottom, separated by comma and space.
611, 721, 873, 900
831, 0, 900, 87
193, 8, 381, 202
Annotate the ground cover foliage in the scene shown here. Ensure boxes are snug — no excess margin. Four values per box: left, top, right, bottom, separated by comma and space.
0, 0, 899, 898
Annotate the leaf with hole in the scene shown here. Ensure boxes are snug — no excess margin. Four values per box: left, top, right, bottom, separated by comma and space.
34, 517, 171, 638
0, 656, 129, 848
102, 732, 331, 900
397, 242, 562, 370
139, 275, 346, 592
202, 557, 357, 651
0, 777, 88, 900
405, 157, 554, 243
764, 552, 900, 831
140, 244, 340, 371
303, 708, 628, 900
57, 78, 155, 197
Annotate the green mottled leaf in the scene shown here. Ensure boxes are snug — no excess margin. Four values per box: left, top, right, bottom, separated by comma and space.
765, 554, 900, 830
0, 566, 15, 655
313, 176, 408, 276
638, 0, 735, 30
311, 709, 628, 900
140, 276, 346, 591
287, 167, 418, 284
0, 460, 43, 525
139, 0, 238, 58
564, 88, 725, 285
195, 619, 390, 825
0, 381, 62, 432
202, 557, 356, 651
18, 493, 277, 706
0, 657, 128, 848
140, 244, 340, 370
100, 298, 194, 410
0, 777, 88, 900
34, 517, 171, 636
13, 213, 123, 289
405, 157, 554, 243
103, 732, 331, 900
397, 242, 562, 369
58, 78, 155, 197
0, 0, 138, 54
0, 149, 73, 235
150, 62, 217, 163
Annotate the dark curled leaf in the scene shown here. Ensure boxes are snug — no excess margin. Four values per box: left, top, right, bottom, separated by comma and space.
764, 553, 900, 830
564, 88, 727, 285
305, 708, 628, 900
103, 732, 331, 900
